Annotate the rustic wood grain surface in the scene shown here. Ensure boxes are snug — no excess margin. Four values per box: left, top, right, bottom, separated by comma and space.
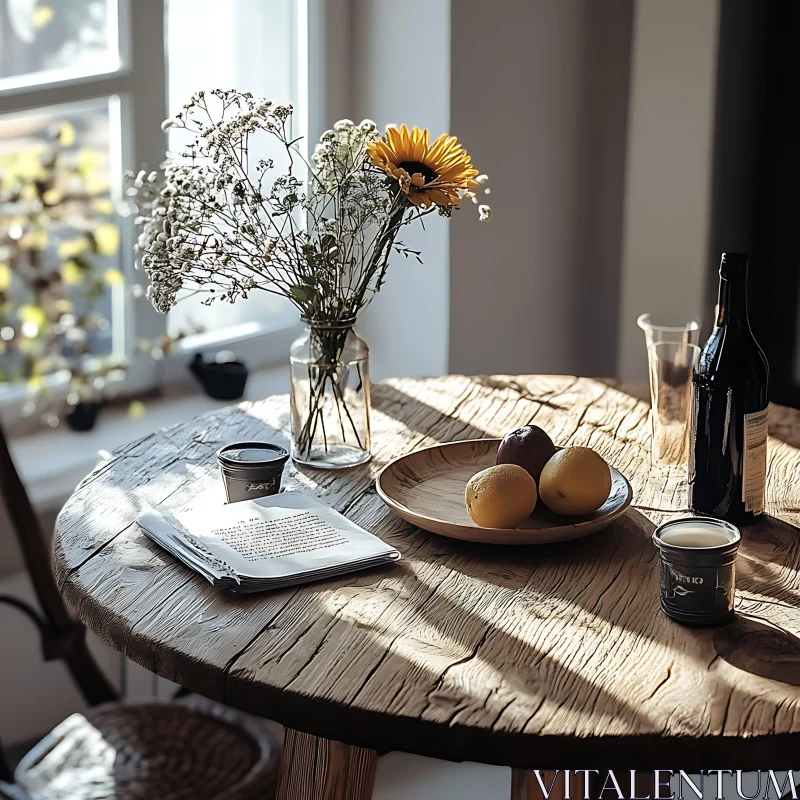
53, 376, 800, 769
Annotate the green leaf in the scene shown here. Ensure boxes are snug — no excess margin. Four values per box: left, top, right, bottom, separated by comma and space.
319, 234, 338, 251
290, 285, 314, 302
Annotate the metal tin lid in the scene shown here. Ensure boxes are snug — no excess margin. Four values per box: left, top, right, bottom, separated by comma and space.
652, 516, 741, 567
653, 516, 741, 550
217, 442, 289, 479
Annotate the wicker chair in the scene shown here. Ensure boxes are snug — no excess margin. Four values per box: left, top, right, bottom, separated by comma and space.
0, 421, 280, 799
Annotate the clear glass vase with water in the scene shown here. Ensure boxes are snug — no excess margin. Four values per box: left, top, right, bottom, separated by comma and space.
289, 318, 371, 469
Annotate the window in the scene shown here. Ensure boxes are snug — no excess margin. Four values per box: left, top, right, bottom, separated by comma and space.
163, 0, 298, 349
0, 0, 120, 91
0, 0, 303, 421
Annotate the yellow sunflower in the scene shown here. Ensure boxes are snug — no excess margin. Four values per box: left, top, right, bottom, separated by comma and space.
367, 125, 479, 208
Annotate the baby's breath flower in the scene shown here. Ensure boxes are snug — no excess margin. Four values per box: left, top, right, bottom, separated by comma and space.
128, 89, 491, 322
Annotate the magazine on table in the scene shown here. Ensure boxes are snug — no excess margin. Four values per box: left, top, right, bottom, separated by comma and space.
136, 491, 400, 593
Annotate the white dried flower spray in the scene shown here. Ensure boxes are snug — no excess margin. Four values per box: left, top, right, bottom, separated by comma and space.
128, 91, 490, 320
127, 91, 490, 456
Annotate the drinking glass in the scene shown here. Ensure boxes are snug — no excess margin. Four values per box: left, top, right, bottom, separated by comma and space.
638, 315, 700, 469
637, 314, 700, 350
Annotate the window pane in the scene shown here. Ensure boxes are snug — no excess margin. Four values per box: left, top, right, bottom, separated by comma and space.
0, 0, 119, 88
0, 98, 122, 386
165, 0, 296, 340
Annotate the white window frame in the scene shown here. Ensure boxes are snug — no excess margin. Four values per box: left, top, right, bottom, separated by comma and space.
0, 0, 310, 419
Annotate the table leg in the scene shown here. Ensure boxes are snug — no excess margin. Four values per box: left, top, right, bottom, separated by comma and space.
276, 728, 377, 800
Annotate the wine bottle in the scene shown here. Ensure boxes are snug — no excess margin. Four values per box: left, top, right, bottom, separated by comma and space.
689, 252, 769, 525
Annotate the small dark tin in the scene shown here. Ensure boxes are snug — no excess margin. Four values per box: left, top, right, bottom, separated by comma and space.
653, 516, 741, 626
216, 441, 289, 503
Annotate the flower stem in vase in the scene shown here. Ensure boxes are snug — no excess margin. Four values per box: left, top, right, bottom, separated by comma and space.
290, 320, 371, 469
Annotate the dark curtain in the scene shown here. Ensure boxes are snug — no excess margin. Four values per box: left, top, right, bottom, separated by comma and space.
710, 0, 800, 409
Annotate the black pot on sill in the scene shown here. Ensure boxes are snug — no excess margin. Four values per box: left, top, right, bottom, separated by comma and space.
189, 353, 249, 401
65, 402, 102, 432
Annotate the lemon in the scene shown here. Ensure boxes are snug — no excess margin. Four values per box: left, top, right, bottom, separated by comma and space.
539, 447, 611, 515
465, 464, 538, 528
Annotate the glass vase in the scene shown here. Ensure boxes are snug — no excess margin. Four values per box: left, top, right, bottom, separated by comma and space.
289, 318, 371, 469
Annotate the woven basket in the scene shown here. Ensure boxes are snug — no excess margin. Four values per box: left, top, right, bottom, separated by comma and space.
8, 696, 280, 800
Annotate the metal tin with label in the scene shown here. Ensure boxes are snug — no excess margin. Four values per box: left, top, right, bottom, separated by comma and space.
216, 442, 290, 503
652, 516, 741, 626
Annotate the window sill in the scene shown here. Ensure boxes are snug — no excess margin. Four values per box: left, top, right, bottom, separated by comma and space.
9, 365, 289, 513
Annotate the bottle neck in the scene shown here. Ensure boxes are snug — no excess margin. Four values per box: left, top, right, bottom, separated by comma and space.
716, 273, 750, 330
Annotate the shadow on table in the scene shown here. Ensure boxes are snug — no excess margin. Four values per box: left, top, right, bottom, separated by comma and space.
737, 515, 800, 609
372, 383, 492, 443
356, 504, 800, 720
713, 614, 800, 685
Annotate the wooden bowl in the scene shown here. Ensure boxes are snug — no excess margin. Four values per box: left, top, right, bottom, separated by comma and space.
376, 438, 633, 545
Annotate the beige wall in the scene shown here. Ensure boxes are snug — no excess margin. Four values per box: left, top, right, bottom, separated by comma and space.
350, 0, 451, 382
616, 0, 721, 382
449, 0, 634, 378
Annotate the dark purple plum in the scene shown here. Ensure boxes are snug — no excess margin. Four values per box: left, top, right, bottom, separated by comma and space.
496, 425, 557, 483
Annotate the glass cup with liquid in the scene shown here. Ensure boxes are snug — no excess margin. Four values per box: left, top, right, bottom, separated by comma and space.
638, 314, 701, 471
653, 517, 741, 626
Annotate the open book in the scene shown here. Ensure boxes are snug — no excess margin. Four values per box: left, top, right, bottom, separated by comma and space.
136, 492, 401, 593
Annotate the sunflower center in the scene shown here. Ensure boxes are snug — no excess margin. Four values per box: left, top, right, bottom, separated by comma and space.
398, 161, 438, 185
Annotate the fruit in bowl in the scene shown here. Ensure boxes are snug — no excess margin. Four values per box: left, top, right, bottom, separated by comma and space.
465, 464, 538, 528
538, 446, 611, 515
496, 425, 557, 482
462, 424, 614, 528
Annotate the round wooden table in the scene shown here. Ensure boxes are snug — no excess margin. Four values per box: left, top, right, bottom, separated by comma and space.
54, 375, 800, 800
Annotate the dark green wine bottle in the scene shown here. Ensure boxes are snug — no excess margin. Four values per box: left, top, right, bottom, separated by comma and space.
689, 253, 770, 525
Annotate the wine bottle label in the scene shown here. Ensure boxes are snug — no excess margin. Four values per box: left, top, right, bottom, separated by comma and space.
742, 407, 768, 514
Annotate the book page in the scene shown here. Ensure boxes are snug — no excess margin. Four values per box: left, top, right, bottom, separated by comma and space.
172, 492, 399, 579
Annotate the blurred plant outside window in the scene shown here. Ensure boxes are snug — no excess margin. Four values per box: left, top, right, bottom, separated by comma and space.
0, 98, 124, 417
0, 0, 301, 427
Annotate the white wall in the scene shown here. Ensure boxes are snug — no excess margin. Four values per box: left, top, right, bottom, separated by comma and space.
349, 0, 451, 382
616, 0, 721, 382
449, 0, 633, 378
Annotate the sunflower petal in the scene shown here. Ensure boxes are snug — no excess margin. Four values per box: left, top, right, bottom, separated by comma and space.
386, 126, 405, 159
426, 189, 452, 206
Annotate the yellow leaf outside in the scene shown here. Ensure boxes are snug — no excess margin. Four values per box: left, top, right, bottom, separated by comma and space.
32, 6, 54, 27
57, 122, 76, 147
104, 268, 124, 285
77, 149, 102, 174
61, 261, 84, 285
42, 188, 62, 205
10, 148, 46, 182
129, 400, 146, 418
95, 223, 120, 256
85, 175, 110, 196
93, 198, 115, 215
58, 237, 90, 259
19, 305, 47, 329
0, 264, 11, 291
27, 375, 44, 391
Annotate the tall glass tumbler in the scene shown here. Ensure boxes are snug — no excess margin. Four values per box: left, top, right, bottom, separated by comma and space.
638, 315, 701, 469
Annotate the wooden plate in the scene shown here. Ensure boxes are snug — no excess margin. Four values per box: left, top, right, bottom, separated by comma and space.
376, 438, 633, 545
